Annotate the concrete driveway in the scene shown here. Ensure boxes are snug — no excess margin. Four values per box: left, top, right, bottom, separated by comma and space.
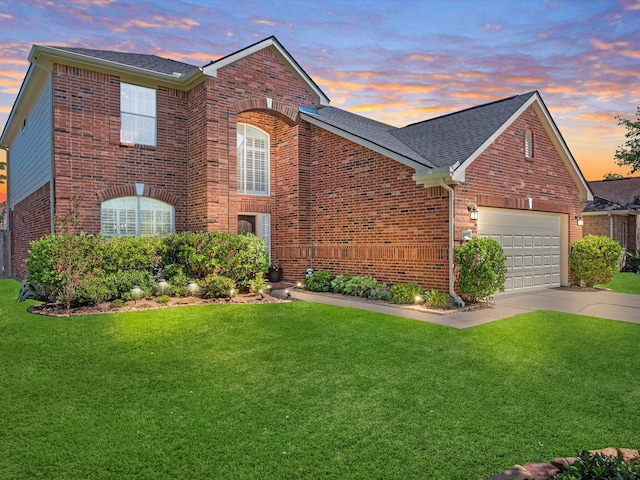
284, 287, 640, 329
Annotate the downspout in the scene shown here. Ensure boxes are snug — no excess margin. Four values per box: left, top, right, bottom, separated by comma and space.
438, 178, 465, 307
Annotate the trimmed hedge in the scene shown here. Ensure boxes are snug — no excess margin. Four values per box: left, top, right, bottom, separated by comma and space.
26, 232, 269, 307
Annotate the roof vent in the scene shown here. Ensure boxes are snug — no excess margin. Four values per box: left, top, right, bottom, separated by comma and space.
171, 72, 183, 78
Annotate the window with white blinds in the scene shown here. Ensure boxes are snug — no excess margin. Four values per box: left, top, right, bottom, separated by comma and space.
237, 124, 269, 195
101, 196, 173, 237
121, 83, 156, 146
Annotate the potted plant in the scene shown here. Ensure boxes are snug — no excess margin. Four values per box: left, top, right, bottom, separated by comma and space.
267, 261, 283, 282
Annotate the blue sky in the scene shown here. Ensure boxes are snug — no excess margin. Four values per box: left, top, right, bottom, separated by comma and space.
1, 0, 639, 200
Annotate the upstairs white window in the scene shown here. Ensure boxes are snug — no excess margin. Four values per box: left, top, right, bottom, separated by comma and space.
101, 196, 173, 237
121, 83, 156, 146
524, 128, 533, 158
237, 124, 269, 195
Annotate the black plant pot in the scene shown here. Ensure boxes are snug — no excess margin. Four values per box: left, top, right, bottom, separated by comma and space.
267, 268, 282, 282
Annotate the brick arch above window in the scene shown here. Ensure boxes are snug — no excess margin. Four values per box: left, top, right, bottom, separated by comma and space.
233, 98, 299, 126
96, 184, 180, 206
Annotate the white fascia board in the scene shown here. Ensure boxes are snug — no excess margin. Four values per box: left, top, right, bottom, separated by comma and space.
412, 169, 455, 188
202, 37, 330, 107
583, 210, 638, 216
31, 45, 202, 87
300, 111, 432, 175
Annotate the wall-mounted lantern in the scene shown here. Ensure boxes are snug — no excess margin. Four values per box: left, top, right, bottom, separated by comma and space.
468, 204, 478, 220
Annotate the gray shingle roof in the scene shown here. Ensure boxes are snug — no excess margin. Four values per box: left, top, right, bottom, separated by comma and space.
311, 107, 434, 168
390, 92, 537, 168
584, 177, 640, 212
48, 46, 199, 77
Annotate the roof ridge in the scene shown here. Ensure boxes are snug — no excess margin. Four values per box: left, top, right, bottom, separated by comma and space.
400, 91, 538, 129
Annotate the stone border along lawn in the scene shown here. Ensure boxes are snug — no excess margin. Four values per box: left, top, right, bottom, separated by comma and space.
489, 447, 639, 479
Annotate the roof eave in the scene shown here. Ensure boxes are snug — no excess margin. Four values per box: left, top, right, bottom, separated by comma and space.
31, 45, 204, 87
202, 36, 330, 107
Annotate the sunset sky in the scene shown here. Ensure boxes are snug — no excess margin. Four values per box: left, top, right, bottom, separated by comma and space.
1, 0, 640, 203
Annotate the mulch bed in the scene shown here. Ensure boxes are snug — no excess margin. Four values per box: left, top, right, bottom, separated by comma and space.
28, 293, 290, 317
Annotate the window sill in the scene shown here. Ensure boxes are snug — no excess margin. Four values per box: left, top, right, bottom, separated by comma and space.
120, 141, 156, 150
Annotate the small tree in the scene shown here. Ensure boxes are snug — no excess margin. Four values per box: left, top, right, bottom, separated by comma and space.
455, 237, 507, 302
569, 234, 622, 287
614, 107, 640, 173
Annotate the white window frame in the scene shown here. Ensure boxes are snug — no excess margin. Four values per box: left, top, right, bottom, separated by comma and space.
101, 196, 174, 237
237, 123, 270, 195
120, 83, 157, 146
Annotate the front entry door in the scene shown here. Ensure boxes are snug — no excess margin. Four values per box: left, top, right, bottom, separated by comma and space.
238, 215, 255, 235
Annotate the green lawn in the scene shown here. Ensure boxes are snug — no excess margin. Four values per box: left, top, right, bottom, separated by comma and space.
1, 279, 639, 479
597, 272, 640, 294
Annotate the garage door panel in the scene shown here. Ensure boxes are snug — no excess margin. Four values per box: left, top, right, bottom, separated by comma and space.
478, 208, 562, 293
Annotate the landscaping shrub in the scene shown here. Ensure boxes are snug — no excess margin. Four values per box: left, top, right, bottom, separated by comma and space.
101, 235, 164, 274
424, 289, 450, 308
162, 232, 268, 283
455, 237, 507, 302
556, 450, 640, 479
388, 283, 425, 304
248, 274, 268, 294
306, 270, 333, 292
569, 235, 622, 287
343, 275, 387, 299
622, 249, 640, 273
331, 273, 353, 294
26, 233, 101, 307
198, 274, 236, 299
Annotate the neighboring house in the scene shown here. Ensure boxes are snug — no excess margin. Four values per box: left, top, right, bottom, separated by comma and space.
0, 36, 592, 298
583, 177, 640, 253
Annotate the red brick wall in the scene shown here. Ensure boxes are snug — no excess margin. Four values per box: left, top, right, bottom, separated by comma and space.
52, 64, 190, 233
301, 125, 450, 290
11, 183, 51, 279
454, 105, 584, 280
584, 214, 637, 251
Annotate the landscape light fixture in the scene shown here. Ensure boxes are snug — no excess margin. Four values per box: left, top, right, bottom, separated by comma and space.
468, 204, 478, 220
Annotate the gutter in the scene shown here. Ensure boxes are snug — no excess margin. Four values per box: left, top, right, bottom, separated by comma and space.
438, 178, 465, 308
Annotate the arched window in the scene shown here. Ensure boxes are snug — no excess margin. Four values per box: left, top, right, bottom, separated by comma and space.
101, 196, 174, 237
237, 124, 269, 195
524, 128, 533, 158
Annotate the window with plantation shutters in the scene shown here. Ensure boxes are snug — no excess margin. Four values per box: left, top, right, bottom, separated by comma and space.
101, 196, 173, 237
237, 124, 269, 195
121, 83, 156, 146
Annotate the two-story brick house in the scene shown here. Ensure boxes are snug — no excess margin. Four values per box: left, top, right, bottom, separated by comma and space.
0, 36, 592, 298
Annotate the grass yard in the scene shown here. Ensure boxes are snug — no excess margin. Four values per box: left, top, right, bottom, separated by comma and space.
1, 278, 639, 479
597, 272, 640, 294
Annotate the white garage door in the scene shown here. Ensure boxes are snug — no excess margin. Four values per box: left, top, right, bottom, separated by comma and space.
477, 208, 562, 292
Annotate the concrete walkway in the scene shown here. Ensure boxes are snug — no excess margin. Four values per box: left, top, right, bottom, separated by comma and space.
275, 287, 640, 329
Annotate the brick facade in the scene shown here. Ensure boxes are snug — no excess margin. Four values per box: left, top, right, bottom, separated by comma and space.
11, 183, 51, 278
8, 42, 588, 292
584, 214, 637, 252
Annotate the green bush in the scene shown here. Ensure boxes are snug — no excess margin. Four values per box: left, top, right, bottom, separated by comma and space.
330, 273, 353, 294
26, 233, 101, 308
155, 295, 171, 304
248, 274, 268, 294
455, 237, 507, 303
198, 274, 236, 299
556, 450, 640, 479
622, 249, 640, 273
569, 235, 622, 287
343, 275, 387, 299
388, 283, 425, 304
424, 289, 450, 308
101, 236, 164, 274
306, 270, 333, 292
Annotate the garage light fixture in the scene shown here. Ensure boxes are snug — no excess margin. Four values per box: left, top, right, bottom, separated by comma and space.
468, 204, 478, 220
575, 215, 584, 226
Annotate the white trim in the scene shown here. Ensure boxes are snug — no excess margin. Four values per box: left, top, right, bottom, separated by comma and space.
583, 210, 639, 216
202, 37, 330, 107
